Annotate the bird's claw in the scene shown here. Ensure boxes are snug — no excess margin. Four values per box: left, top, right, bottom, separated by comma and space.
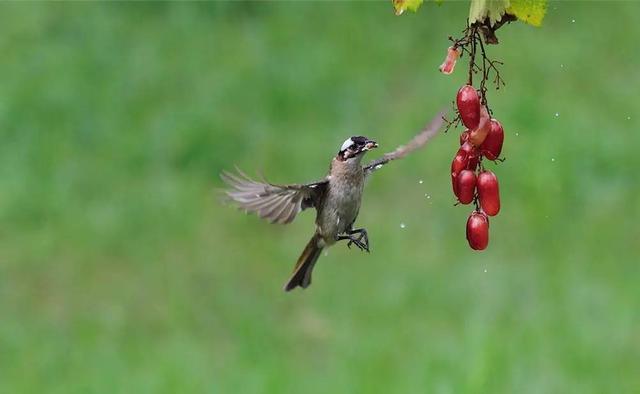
347, 232, 369, 253
339, 229, 370, 253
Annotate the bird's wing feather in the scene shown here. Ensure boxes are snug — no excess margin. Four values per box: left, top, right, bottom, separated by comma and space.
221, 168, 328, 224
363, 112, 445, 176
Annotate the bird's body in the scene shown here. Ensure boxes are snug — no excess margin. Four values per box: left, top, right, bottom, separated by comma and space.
221, 113, 443, 291
316, 157, 365, 247
284, 155, 368, 291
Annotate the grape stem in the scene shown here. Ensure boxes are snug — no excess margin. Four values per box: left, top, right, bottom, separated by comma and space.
449, 23, 506, 111
442, 100, 462, 133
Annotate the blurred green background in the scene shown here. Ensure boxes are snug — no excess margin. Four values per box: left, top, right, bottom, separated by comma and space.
0, 2, 638, 393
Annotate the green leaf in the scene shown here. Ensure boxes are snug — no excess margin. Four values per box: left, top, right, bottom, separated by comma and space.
469, 0, 510, 25
392, 0, 547, 28
392, 0, 424, 16
507, 0, 547, 26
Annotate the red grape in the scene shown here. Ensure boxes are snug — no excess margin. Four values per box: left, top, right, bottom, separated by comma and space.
466, 211, 489, 250
459, 141, 480, 171
459, 141, 474, 155
456, 86, 480, 129
467, 153, 480, 171
451, 173, 459, 197
456, 170, 476, 204
480, 119, 504, 160
451, 148, 469, 177
451, 150, 467, 197
460, 130, 470, 146
477, 170, 501, 216
469, 106, 491, 146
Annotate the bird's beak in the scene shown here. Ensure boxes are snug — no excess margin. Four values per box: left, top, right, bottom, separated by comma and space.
363, 140, 378, 151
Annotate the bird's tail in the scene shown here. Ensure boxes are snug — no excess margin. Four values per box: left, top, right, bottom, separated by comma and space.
283, 233, 323, 292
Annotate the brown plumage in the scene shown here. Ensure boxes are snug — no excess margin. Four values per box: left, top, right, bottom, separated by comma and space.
284, 233, 323, 291
220, 168, 326, 225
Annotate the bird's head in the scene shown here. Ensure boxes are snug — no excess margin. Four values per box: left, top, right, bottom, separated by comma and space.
337, 136, 378, 162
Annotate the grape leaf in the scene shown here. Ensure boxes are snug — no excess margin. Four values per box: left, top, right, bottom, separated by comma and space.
469, 0, 547, 26
393, 0, 547, 27
469, 0, 510, 26
392, 0, 424, 15
506, 0, 547, 26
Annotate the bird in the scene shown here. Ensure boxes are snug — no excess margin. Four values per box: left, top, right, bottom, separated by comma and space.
221, 112, 444, 291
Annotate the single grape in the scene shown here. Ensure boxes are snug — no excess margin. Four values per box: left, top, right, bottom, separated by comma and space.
466, 211, 489, 250
456, 85, 481, 129
477, 170, 501, 216
480, 119, 504, 160
469, 106, 491, 146
456, 170, 477, 204
451, 173, 459, 197
451, 149, 469, 177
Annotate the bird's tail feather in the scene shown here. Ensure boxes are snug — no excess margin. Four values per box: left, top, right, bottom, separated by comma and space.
284, 233, 323, 291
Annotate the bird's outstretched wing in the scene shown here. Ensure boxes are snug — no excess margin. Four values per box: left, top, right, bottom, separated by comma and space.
363, 112, 445, 176
221, 168, 328, 224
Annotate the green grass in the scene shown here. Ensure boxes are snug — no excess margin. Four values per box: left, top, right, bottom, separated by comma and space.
0, 2, 639, 393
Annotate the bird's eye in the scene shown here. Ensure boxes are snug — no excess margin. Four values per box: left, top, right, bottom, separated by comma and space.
349, 145, 358, 151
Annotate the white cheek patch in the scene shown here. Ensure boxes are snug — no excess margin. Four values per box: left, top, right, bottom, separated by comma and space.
340, 138, 354, 152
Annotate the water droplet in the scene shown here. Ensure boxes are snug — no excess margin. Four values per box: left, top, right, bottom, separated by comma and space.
418, 180, 423, 184
515, 132, 519, 136
400, 223, 406, 229
560, 64, 564, 68
571, 19, 576, 23
425, 194, 431, 199
627, 116, 631, 120
551, 158, 555, 162
555, 112, 559, 117
323, 251, 329, 257
483, 269, 488, 273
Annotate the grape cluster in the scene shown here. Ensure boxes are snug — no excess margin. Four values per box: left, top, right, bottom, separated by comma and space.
451, 85, 504, 250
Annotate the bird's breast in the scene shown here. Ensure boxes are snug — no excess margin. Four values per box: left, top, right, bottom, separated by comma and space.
316, 170, 365, 242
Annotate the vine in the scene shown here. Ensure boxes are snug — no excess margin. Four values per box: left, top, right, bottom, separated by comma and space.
442, 20, 509, 251
393, 0, 548, 250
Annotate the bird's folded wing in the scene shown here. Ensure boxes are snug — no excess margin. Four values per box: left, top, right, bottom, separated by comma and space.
363, 112, 445, 176
221, 168, 328, 224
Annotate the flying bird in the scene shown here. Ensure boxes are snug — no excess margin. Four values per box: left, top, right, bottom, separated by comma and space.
221, 113, 444, 291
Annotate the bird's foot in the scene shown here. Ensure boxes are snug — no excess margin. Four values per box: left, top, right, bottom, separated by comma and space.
345, 229, 370, 253
347, 237, 368, 252
337, 234, 368, 252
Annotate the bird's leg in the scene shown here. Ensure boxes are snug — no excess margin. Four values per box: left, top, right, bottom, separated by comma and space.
336, 232, 369, 253
338, 228, 369, 253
